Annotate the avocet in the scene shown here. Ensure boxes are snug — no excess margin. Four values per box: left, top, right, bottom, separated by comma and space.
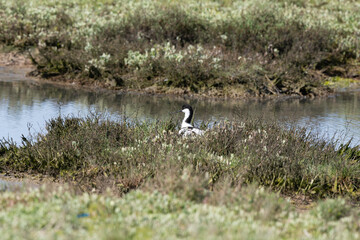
178, 104, 204, 136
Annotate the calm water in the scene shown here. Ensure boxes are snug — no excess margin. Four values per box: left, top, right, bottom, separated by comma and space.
1, 67, 360, 146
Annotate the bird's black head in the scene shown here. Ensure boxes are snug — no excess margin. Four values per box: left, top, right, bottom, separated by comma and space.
181, 104, 193, 124
182, 104, 193, 111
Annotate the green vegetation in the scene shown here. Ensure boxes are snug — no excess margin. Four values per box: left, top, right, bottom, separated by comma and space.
1, 115, 360, 238
0, 0, 359, 97
1, 187, 360, 239
1, 115, 360, 197
1, 0, 360, 236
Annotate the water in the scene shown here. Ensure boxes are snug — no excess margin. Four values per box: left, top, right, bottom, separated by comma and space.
0, 176, 36, 191
1, 67, 360, 146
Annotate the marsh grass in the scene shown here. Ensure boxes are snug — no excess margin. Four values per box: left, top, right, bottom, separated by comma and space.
1, 186, 360, 239
1, 114, 360, 200
1, 0, 359, 97
2, 114, 360, 238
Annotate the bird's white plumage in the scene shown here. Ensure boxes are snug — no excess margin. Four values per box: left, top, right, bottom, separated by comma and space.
181, 109, 192, 129
178, 106, 205, 136
179, 127, 204, 136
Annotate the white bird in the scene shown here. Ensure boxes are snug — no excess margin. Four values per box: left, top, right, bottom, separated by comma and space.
178, 104, 204, 136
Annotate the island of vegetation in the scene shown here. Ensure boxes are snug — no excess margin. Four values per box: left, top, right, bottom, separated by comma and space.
1, 115, 360, 238
0, 0, 359, 98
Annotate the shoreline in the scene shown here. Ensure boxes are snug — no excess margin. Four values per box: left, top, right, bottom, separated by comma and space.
2, 51, 356, 101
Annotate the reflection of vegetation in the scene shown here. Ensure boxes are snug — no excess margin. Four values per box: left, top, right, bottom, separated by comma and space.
2, 80, 360, 128
0, 0, 359, 97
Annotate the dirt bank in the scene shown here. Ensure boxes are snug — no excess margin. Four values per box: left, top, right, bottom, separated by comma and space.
0, 51, 329, 100
0, 51, 33, 68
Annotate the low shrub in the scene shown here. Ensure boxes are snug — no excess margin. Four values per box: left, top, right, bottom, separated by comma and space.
1, 187, 360, 239
1, 0, 359, 97
1, 115, 360, 199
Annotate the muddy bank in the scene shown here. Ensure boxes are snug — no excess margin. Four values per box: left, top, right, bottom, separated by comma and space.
0, 51, 339, 100
0, 51, 33, 68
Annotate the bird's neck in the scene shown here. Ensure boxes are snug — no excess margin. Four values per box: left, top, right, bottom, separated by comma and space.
182, 109, 193, 128
181, 121, 193, 128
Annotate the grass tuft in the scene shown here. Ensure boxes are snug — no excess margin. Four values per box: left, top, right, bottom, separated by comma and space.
1, 115, 360, 199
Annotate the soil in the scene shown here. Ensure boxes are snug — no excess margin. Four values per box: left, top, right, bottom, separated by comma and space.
282, 193, 316, 213
0, 51, 34, 69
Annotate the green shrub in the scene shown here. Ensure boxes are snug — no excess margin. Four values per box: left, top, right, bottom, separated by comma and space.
1, 115, 360, 198
312, 198, 352, 221
1, 0, 359, 97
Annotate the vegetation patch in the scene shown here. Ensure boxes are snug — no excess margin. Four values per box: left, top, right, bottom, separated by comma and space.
1, 114, 360, 238
0, 0, 359, 97
1, 187, 360, 239
1, 115, 360, 199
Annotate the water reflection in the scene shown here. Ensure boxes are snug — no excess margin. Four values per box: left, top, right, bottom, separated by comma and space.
0, 67, 359, 146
